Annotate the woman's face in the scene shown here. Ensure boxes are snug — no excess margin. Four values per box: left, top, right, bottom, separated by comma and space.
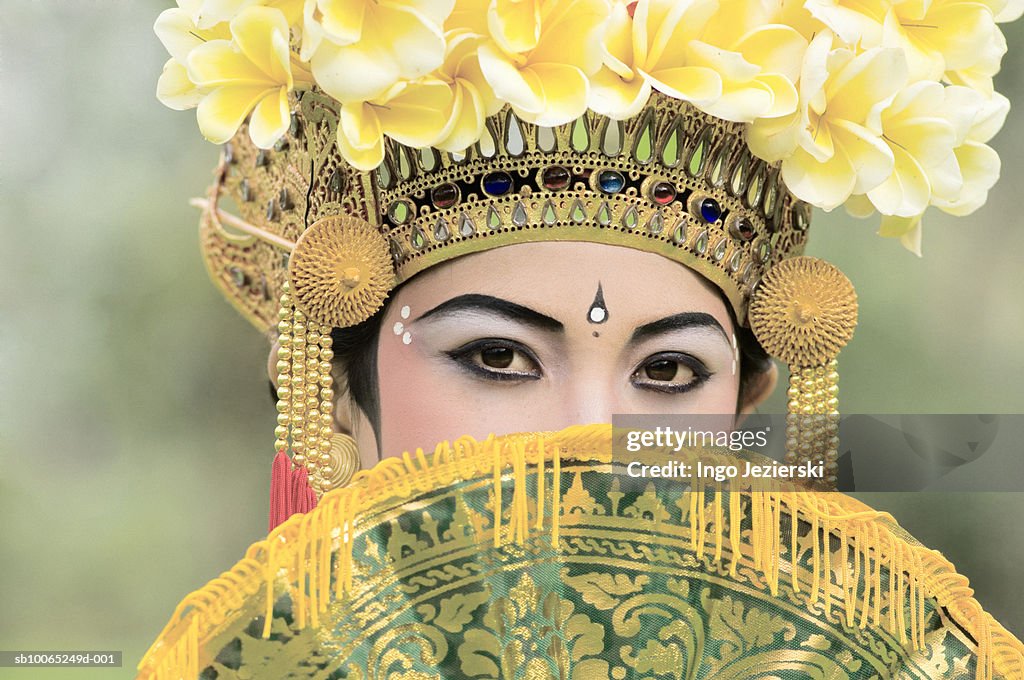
354, 241, 748, 461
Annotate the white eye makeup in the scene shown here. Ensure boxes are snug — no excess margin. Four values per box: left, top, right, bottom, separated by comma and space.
408, 294, 733, 396
731, 332, 738, 376
620, 311, 732, 396
629, 351, 713, 394
408, 294, 561, 384
445, 338, 543, 381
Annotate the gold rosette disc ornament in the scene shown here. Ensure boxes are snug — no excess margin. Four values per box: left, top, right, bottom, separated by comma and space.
288, 215, 396, 328
749, 256, 858, 367
322, 433, 360, 490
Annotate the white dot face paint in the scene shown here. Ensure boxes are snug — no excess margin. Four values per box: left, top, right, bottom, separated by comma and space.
402, 332, 412, 345
731, 333, 738, 376
393, 321, 405, 335
589, 307, 607, 323
400, 305, 411, 320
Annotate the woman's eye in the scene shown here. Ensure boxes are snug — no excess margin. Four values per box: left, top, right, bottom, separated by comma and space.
644, 359, 680, 382
632, 353, 711, 394
447, 340, 542, 381
480, 346, 514, 369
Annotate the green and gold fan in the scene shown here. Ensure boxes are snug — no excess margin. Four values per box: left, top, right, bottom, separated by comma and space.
138, 425, 1023, 680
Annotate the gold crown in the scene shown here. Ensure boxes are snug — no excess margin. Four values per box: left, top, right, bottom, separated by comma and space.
199, 89, 814, 333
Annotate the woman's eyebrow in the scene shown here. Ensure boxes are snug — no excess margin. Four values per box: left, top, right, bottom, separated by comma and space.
629, 312, 729, 345
413, 294, 565, 333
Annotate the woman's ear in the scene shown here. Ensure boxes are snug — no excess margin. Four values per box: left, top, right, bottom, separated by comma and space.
739, 361, 778, 417
330, 371, 381, 470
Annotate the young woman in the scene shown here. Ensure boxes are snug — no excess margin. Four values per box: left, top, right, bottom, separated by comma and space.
140, 1, 1024, 677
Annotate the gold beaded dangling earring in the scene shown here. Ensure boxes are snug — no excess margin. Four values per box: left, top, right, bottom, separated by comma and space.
312, 323, 360, 493
269, 282, 359, 528
748, 257, 857, 490
275, 281, 360, 485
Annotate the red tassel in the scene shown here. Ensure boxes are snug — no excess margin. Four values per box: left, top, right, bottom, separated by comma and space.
297, 469, 318, 514
268, 452, 319, 531
269, 450, 291, 532
291, 467, 312, 513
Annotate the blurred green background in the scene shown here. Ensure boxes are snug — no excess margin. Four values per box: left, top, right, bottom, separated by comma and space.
2, 2, 1024, 678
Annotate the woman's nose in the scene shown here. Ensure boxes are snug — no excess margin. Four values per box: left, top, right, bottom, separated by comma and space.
559, 375, 619, 426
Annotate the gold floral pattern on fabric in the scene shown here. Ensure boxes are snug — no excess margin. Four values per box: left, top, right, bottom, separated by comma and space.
138, 427, 1024, 680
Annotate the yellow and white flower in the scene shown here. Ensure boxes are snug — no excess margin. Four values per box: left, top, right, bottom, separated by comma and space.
932, 89, 1008, 217
864, 80, 959, 217
691, 0, 808, 121
335, 80, 460, 170
877, 212, 925, 255
748, 33, 907, 211
154, 1, 230, 110
855, 87, 1007, 253
805, 0, 1005, 86
185, 6, 313, 148
190, 0, 303, 28
477, 0, 609, 126
591, 0, 805, 123
590, 0, 721, 120
304, 0, 453, 104
445, 0, 490, 34
431, 31, 503, 152
943, 23, 1007, 95
988, 0, 1024, 21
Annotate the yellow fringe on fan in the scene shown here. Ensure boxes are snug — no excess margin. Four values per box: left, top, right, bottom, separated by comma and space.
138, 424, 1024, 680
535, 440, 546, 531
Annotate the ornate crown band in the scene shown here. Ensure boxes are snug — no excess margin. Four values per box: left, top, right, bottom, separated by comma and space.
201, 90, 811, 332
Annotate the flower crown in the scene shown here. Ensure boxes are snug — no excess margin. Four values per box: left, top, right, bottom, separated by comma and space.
157, 0, 1019, 253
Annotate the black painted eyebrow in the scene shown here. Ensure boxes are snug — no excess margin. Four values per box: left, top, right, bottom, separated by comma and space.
629, 312, 729, 345
413, 294, 564, 333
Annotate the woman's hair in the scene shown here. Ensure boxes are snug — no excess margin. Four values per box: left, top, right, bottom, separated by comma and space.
324, 283, 773, 447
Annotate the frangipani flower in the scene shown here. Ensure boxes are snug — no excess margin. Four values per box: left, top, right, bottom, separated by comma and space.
748, 33, 906, 211
304, 0, 453, 104
432, 31, 502, 152
988, 0, 1024, 21
931, 89, 1008, 216
877, 212, 925, 255
691, 0, 808, 121
168, 0, 305, 29
944, 24, 1007, 95
805, 0, 1005, 85
590, 0, 721, 119
154, 2, 230, 109
477, 0, 609, 126
186, 7, 313, 148
160, 0, 207, 29
445, 0, 490, 34
865, 80, 960, 217
851, 87, 1008, 253
336, 80, 459, 170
